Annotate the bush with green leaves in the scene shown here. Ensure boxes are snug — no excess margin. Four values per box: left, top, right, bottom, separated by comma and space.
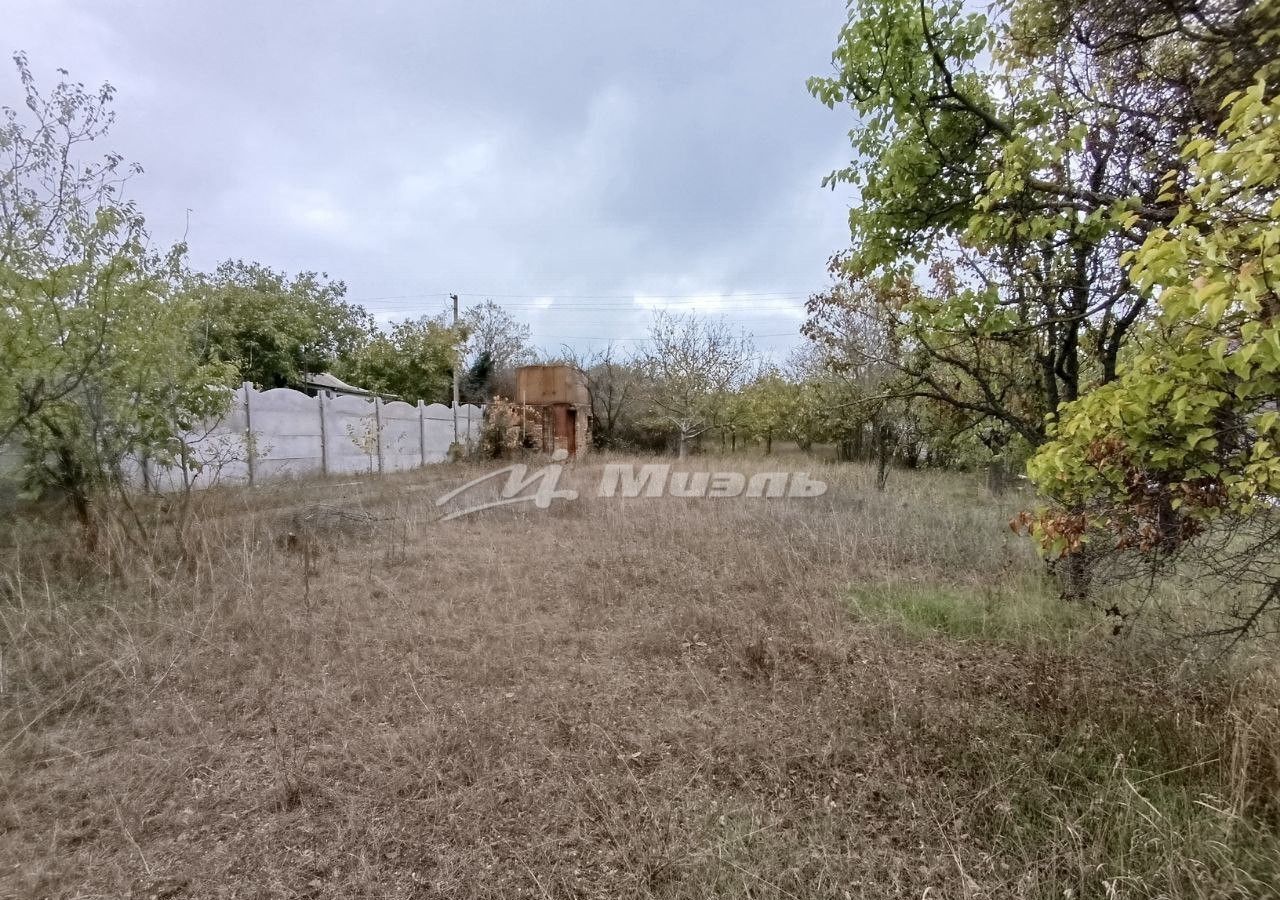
1027, 80, 1280, 641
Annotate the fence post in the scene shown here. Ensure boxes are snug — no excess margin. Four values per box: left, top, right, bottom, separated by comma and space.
417, 400, 427, 468
374, 396, 385, 475
243, 382, 256, 487
317, 390, 329, 476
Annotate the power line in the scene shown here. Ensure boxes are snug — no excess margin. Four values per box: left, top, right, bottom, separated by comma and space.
347, 289, 819, 304
358, 300, 813, 312
531, 330, 801, 342
492, 301, 809, 308
360, 293, 811, 344
450, 289, 814, 299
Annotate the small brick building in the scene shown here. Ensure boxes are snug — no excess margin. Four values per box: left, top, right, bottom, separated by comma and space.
515, 364, 591, 457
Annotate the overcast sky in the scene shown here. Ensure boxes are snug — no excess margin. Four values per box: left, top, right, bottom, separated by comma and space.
4, 0, 855, 360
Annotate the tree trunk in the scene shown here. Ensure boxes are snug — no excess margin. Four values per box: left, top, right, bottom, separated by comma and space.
1054, 551, 1094, 603
56, 447, 97, 552
836, 435, 855, 462
765, 431, 772, 455
70, 486, 97, 552
42, 421, 98, 552
987, 456, 1009, 495
875, 421, 893, 491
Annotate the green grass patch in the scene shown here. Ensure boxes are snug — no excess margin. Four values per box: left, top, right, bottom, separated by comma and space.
846, 578, 1085, 641
965, 701, 1280, 898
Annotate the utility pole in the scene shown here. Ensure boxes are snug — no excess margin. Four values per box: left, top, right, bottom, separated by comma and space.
450, 293, 460, 445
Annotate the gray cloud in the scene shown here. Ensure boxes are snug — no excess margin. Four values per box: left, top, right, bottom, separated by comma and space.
3, 0, 855, 359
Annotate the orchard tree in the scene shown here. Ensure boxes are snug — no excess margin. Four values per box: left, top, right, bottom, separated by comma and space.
641, 312, 753, 457
806, 260, 1049, 448
563, 343, 643, 449
1026, 80, 1280, 641
25, 256, 237, 542
736, 368, 794, 454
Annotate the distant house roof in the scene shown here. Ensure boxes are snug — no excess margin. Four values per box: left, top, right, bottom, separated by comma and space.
300, 372, 379, 397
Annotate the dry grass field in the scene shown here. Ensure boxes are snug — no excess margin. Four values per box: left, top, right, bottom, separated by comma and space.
2, 454, 1278, 899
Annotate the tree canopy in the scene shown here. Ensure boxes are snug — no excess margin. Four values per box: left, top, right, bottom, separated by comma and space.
640, 312, 754, 457
807, 0, 1276, 443
188, 260, 373, 389
337, 314, 460, 405
0, 54, 236, 538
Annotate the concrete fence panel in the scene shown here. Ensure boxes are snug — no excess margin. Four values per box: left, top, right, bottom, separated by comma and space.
460, 404, 483, 445
325, 393, 380, 475
422, 403, 454, 463
143, 394, 252, 492
251, 387, 325, 482
380, 400, 422, 472
0, 383, 484, 494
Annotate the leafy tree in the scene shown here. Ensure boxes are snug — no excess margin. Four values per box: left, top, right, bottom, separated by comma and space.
21, 261, 236, 543
807, 259, 1052, 447
808, 0, 1275, 441
463, 299, 534, 383
2, 53, 144, 443
640, 312, 753, 457
718, 365, 836, 456
732, 370, 781, 453
714, 378, 752, 452
189, 260, 372, 388
337, 314, 459, 405
1026, 79, 1280, 640
0, 56, 235, 542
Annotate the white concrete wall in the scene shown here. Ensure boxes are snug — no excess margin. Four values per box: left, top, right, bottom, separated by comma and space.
422, 403, 455, 464
324, 393, 381, 475
0, 383, 484, 495
380, 400, 422, 473
148, 395, 252, 491
252, 387, 325, 482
